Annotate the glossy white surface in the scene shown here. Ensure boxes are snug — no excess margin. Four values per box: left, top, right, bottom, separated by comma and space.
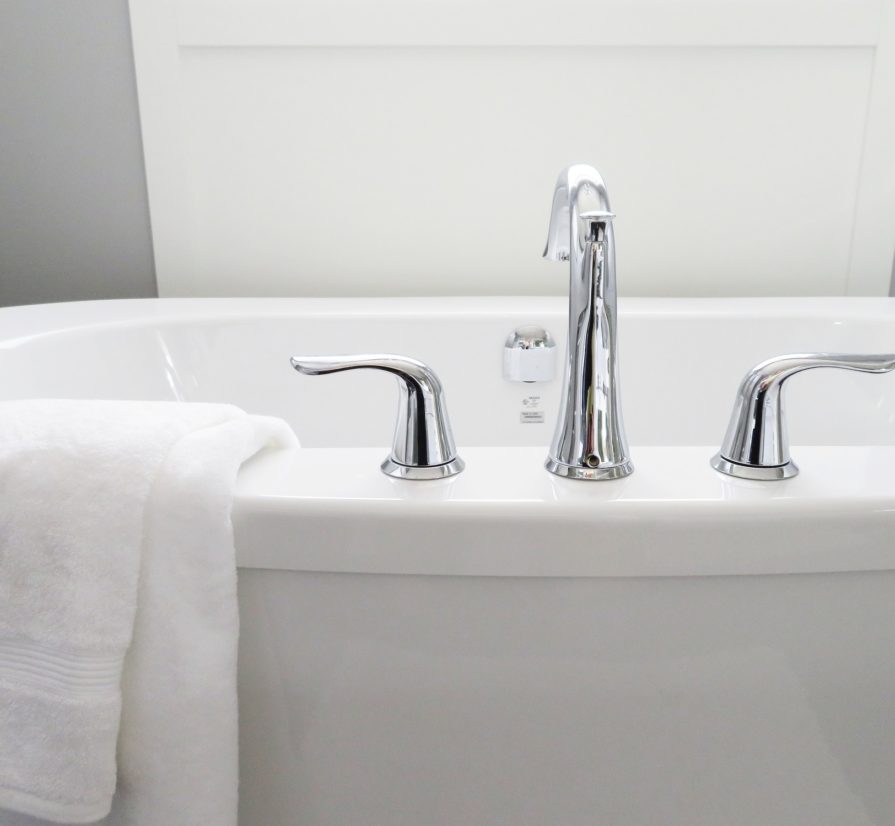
3, 296, 895, 824
4, 296, 895, 451
234, 444, 895, 578
237, 568, 895, 826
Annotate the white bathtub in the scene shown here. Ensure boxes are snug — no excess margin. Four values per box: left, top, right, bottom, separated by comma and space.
3, 296, 895, 825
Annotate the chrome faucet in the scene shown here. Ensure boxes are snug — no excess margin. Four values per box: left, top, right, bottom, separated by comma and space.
711, 353, 895, 480
290, 354, 465, 480
543, 164, 633, 480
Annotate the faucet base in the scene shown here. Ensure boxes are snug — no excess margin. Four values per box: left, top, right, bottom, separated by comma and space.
544, 457, 634, 481
710, 454, 799, 481
381, 456, 465, 481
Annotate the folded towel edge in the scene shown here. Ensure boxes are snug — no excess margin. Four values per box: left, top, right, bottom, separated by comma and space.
0, 785, 111, 824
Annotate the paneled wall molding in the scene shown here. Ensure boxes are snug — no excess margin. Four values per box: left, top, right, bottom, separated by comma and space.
130, 0, 895, 297
129, 0, 190, 299
848, 0, 895, 294
175, 0, 881, 48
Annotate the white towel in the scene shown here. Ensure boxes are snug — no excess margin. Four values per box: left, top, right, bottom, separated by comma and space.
0, 400, 297, 825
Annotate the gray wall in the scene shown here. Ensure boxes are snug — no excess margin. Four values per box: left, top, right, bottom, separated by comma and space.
0, 0, 157, 307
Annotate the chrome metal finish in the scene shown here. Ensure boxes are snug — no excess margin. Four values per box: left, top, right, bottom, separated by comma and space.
709, 455, 800, 481
544, 457, 635, 481
503, 325, 557, 383
543, 164, 632, 481
505, 325, 554, 351
711, 353, 895, 480
290, 354, 464, 479
380, 456, 466, 480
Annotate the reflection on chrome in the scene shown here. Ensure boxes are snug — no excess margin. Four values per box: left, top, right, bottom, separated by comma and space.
711, 353, 895, 480
290, 353, 464, 480
543, 164, 633, 481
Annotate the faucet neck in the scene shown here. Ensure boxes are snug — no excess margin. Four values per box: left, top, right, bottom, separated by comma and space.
543, 165, 633, 480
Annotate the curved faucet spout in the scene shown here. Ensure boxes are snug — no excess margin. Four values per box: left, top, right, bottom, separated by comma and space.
543, 164, 633, 481
543, 164, 613, 263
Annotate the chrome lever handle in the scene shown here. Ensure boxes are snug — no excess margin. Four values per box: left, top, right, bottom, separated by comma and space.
290, 354, 464, 480
711, 352, 895, 480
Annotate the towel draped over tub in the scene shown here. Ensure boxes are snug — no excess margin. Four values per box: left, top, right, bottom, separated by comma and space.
0, 400, 296, 825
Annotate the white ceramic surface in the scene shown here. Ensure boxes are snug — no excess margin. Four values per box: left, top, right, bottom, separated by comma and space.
3, 296, 895, 824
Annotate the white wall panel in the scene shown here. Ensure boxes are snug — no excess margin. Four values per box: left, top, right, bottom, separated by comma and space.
130, 0, 895, 297
175, 0, 880, 47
